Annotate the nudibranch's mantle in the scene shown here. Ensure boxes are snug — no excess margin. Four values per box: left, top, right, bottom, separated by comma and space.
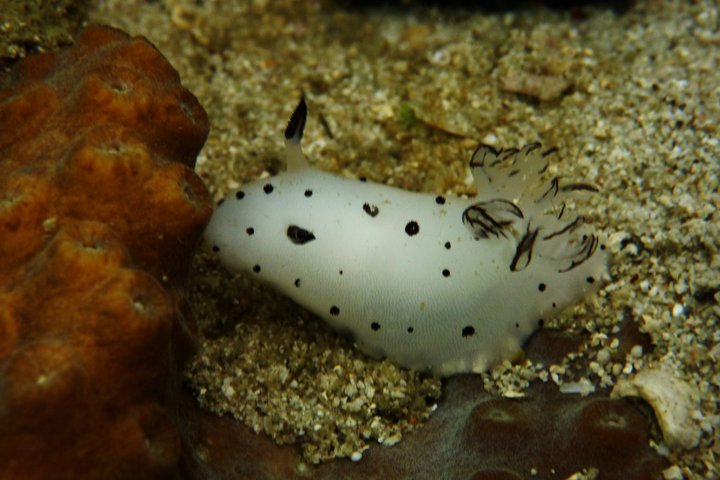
205, 99, 609, 376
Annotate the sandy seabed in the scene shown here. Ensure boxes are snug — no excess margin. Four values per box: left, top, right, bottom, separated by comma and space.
91, 1, 719, 477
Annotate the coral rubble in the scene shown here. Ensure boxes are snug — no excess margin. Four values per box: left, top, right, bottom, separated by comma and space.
0, 25, 211, 479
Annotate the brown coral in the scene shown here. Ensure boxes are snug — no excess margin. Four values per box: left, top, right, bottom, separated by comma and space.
0, 25, 212, 479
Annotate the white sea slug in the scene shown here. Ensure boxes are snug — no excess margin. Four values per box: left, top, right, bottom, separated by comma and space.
205, 99, 609, 376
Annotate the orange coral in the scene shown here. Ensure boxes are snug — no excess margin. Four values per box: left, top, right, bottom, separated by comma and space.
0, 25, 212, 479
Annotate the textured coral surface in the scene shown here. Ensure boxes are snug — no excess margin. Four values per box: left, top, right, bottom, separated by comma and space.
0, 25, 211, 479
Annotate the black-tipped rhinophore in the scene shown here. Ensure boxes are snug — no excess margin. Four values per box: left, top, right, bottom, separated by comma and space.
285, 98, 307, 142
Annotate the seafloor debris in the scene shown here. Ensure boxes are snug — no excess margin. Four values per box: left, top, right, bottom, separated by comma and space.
501, 71, 572, 101
0, 25, 211, 478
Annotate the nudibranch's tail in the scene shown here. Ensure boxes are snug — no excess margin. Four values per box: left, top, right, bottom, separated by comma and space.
465, 143, 607, 274
284, 98, 309, 172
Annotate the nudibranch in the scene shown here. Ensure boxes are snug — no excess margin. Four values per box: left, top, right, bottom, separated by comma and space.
205, 99, 609, 376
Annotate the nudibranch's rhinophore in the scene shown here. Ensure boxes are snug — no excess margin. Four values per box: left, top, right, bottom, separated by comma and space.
205, 99, 609, 376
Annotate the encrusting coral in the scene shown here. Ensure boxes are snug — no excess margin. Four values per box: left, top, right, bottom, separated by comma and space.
0, 25, 212, 479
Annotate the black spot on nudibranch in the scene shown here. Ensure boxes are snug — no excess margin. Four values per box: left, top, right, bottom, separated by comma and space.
359, 176, 367, 182
586, 276, 596, 284
304, 189, 313, 197
435, 195, 446, 205
294, 278, 301, 287
538, 283, 546, 292
252, 264, 261, 273
363, 203, 379, 217
442, 269, 450, 277
235, 191, 245, 200
263, 183, 274, 194
246, 227, 254, 235
538, 319, 545, 327
407, 326, 414, 333
287, 225, 316, 245
212, 245, 220, 253
462, 326, 475, 338
330, 306, 340, 316
444, 241, 451, 250
405, 221, 420, 236
371, 322, 381, 331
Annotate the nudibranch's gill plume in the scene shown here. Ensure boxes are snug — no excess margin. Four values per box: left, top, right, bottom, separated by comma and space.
204, 99, 609, 376
0, 25, 212, 478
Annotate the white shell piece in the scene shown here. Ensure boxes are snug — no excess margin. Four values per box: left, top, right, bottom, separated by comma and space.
611, 367, 702, 449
